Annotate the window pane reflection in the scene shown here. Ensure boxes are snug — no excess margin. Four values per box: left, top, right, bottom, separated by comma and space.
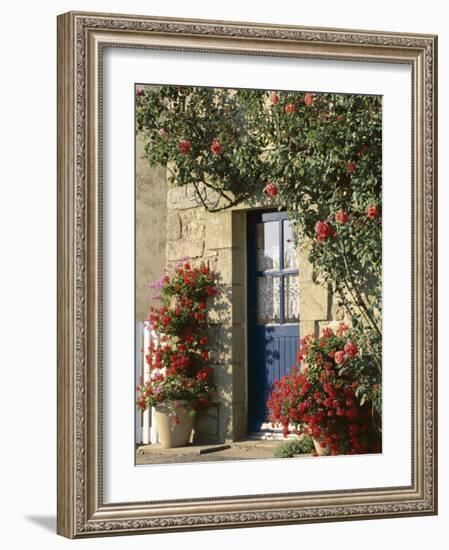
283, 220, 298, 270
256, 222, 279, 271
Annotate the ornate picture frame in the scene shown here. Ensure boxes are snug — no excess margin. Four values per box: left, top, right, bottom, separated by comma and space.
57, 11, 437, 538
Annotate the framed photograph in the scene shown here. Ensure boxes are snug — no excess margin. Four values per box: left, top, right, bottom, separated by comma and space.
57, 11, 437, 538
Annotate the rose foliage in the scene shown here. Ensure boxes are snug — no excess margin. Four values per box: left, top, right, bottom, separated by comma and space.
267, 324, 382, 455
137, 85, 382, 423
136, 262, 219, 423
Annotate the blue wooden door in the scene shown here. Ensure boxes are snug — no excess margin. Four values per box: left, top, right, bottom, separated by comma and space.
247, 211, 300, 432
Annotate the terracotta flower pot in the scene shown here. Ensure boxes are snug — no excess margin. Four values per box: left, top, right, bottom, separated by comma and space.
312, 436, 331, 456
154, 401, 194, 449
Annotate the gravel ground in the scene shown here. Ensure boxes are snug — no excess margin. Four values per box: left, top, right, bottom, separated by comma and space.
136, 439, 298, 465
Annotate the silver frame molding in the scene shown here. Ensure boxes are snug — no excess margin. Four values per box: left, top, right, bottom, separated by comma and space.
57, 11, 438, 538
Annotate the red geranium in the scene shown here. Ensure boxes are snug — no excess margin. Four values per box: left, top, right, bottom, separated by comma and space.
267, 326, 381, 456
137, 262, 220, 423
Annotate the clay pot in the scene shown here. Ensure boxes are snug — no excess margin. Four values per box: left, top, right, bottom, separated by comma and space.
312, 436, 331, 456
154, 401, 194, 448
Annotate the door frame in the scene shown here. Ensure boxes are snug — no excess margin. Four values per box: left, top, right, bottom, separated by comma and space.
246, 209, 300, 433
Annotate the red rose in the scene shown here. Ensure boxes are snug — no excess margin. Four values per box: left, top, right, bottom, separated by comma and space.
210, 139, 222, 155
263, 182, 278, 197
178, 139, 192, 155
199, 336, 208, 345
205, 286, 217, 296
366, 204, 379, 219
334, 350, 346, 365
359, 143, 369, 156
344, 340, 358, 357
315, 220, 332, 241
200, 350, 210, 361
200, 264, 209, 275
285, 103, 296, 114
335, 209, 349, 224
347, 161, 357, 173
269, 92, 279, 105
304, 93, 314, 106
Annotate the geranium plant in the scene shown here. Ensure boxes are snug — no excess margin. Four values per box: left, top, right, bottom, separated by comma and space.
136, 261, 219, 424
267, 323, 381, 456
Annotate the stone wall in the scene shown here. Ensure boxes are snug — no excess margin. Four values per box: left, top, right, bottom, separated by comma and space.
136, 163, 348, 442
165, 186, 247, 443
135, 136, 168, 321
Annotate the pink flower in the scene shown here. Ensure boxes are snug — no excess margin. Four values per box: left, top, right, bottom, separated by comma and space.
263, 182, 279, 197
210, 139, 222, 155
315, 221, 332, 241
334, 350, 346, 365
344, 341, 358, 358
335, 209, 349, 224
285, 103, 296, 114
269, 92, 279, 105
178, 140, 192, 155
136, 88, 144, 97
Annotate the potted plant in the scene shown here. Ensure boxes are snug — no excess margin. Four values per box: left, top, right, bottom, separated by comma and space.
267, 323, 381, 456
136, 261, 219, 448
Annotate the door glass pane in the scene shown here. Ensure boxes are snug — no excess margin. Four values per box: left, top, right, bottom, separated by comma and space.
257, 276, 280, 324
283, 220, 298, 270
256, 221, 279, 271
284, 275, 300, 323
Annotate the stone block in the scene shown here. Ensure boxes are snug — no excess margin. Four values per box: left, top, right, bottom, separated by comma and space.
232, 211, 246, 250
231, 362, 246, 403
299, 281, 330, 321
166, 239, 204, 261
232, 247, 245, 286
214, 248, 233, 284
192, 403, 220, 444
298, 246, 315, 283
166, 211, 181, 241
167, 184, 201, 210
207, 285, 244, 327
205, 211, 233, 249
232, 401, 247, 441
299, 320, 317, 339
180, 210, 206, 241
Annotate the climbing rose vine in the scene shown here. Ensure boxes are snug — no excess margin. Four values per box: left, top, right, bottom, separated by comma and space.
136, 262, 219, 424
267, 324, 382, 456
136, 84, 382, 407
